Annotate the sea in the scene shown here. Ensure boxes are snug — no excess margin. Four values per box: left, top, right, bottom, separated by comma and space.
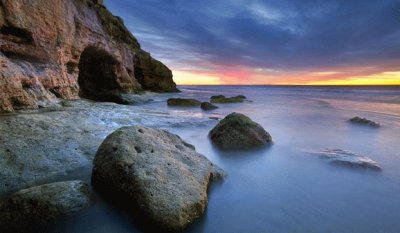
48, 85, 400, 233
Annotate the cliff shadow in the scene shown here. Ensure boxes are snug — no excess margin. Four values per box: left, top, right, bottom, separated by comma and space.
77, 46, 132, 104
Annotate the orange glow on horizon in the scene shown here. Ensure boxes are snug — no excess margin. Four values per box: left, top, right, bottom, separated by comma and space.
305, 72, 400, 85
173, 68, 400, 85
173, 71, 223, 85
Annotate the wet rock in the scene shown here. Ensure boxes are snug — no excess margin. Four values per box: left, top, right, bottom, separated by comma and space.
209, 112, 272, 150
313, 149, 381, 170
210, 95, 246, 103
201, 102, 218, 111
167, 98, 201, 107
0, 111, 98, 196
0, 98, 218, 197
0, 0, 177, 112
210, 95, 225, 99
92, 126, 224, 231
0, 180, 91, 232
349, 116, 380, 127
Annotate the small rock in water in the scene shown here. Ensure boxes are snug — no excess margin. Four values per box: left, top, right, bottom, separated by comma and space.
209, 112, 272, 150
313, 149, 381, 170
201, 102, 218, 111
210, 95, 246, 103
167, 98, 201, 107
349, 116, 380, 127
92, 126, 224, 231
0, 180, 92, 232
235, 95, 246, 99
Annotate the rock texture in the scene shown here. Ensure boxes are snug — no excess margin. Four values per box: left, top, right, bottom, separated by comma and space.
201, 102, 218, 111
312, 149, 382, 170
167, 98, 201, 107
210, 95, 246, 104
0, 98, 214, 197
0, 106, 99, 197
349, 116, 380, 127
0, 180, 91, 232
0, 0, 177, 112
92, 126, 224, 231
209, 112, 272, 150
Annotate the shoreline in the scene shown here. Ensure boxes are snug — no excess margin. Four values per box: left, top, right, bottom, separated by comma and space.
1, 86, 400, 232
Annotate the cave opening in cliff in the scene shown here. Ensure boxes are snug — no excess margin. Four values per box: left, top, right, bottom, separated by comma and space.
78, 46, 123, 103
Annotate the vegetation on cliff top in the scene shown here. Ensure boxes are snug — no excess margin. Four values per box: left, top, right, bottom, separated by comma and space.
90, 1, 141, 50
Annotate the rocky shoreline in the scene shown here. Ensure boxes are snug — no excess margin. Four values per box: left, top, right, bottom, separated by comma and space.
0, 0, 177, 113
0, 0, 388, 232
0, 99, 216, 231
0, 90, 387, 232
0, 89, 269, 231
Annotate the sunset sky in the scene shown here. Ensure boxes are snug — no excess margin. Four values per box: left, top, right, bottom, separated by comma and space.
105, 0, 400, 85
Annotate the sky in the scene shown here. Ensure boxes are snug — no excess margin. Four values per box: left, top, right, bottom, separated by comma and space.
105, 0, 400, 85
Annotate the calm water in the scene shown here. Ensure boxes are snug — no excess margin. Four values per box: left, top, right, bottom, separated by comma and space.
50, 86, 400, 233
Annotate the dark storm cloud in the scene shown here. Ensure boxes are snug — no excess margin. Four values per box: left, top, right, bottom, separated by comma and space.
105, 0, 400, 72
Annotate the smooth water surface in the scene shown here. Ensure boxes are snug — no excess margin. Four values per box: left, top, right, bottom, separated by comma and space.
50, 86, 400, 233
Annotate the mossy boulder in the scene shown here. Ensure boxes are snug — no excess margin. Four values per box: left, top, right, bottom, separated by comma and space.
167, 98, 201, 107
209, 112, 272, 150
210, 95, 246, 103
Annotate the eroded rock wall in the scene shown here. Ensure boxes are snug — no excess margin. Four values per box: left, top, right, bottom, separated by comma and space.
0, 0, 177, 112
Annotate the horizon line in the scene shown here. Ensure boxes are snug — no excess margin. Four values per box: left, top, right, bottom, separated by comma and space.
176, 84, 400, 86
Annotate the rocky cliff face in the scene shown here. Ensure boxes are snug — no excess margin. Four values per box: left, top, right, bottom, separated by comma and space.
0, 0, 178, 112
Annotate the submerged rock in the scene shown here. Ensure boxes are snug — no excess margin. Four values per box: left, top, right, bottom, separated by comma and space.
0, 180, 91, 232
92, 126, 224, 231
167, 98, 201, 107
313, 149, 381, 170
349, 116, 380, 127
201, 102, 218, 111
210, 95, 225, 99
210, 95, 246, 104
209, 112, 272, 150
235, 95, 246, 99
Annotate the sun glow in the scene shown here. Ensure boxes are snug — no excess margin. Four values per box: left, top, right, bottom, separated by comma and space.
173, 71, 223, 85
306, 72, 400, 85
173, 68, 400, 86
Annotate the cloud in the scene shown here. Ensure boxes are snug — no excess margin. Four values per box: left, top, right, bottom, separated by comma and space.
104, 0, 400, 84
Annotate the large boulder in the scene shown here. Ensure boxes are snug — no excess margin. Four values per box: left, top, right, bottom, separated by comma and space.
0, 180, 91, 232
167, 98, 201, 107
0, 0, 177, 112
209, 112, 272, 150
92, 126, 224, 231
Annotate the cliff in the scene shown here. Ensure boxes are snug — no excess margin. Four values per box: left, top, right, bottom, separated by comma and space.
0, 0, 178, 112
